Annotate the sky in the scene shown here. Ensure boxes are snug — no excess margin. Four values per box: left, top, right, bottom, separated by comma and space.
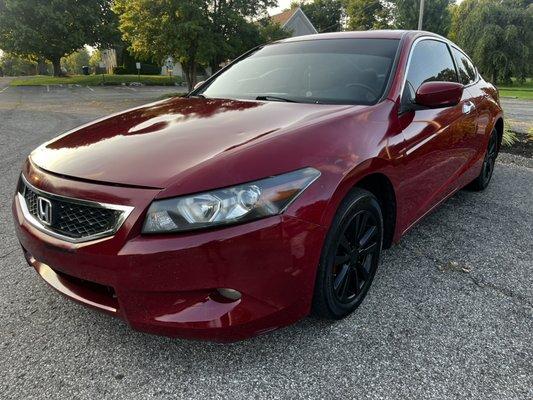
269, 0, 293, 14
270, 0, 464, 15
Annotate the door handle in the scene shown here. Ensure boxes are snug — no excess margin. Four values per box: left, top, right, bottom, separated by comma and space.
462, 101, 475, 114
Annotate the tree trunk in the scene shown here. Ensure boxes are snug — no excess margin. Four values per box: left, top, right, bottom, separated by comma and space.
51, 56, 62, 77
183, 62, 197, 91
37, 58, 48, 75
185, 69, 193, 91
191, 63, 197, 89
210, 54, 224, 76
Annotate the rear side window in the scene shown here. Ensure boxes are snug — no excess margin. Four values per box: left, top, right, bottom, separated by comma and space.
452, 47, 477, 85
404, 40, 457, 96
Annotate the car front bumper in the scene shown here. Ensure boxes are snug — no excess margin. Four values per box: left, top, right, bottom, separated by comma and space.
12, 168, 326, 342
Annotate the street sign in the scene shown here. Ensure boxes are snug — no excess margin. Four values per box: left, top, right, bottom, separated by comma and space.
136, 62, 141, 81
98, 62, 106, 85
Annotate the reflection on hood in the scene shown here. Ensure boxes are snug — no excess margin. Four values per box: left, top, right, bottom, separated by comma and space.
46, 98, 263, 149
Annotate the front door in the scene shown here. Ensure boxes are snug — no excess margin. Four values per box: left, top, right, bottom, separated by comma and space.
395, 39, 477, 233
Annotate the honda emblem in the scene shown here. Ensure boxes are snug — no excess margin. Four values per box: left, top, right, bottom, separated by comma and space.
37, 197, 53, 226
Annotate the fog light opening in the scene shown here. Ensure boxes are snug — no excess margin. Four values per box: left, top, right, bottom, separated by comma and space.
216, 288, 242, 301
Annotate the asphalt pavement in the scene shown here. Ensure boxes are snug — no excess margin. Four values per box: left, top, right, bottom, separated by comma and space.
501, 98, 533, 134
1, 83, 532, 399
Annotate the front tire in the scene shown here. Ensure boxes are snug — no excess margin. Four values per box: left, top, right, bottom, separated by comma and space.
468, 128, 499, 191
312, 188, 383, 319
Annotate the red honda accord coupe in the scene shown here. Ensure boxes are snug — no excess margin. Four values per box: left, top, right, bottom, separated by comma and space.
13, 30, 503, 341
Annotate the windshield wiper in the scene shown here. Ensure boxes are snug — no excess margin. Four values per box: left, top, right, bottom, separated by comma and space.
256, 95, 297, 103
189, 93, 206, 99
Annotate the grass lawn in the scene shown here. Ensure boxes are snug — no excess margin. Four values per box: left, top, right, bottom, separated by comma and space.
10, 74, 183, 87
497, 78, 533, 100
9, 74, 531, 99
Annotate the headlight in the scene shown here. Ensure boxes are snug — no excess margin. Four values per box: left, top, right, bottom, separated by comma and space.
142, 167, 320, 233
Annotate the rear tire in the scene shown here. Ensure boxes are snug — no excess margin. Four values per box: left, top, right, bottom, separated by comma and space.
312, 188, 383, 319
468, 128, 499, 191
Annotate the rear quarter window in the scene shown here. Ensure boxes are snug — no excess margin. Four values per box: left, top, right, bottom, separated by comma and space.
452, 47, 477, 85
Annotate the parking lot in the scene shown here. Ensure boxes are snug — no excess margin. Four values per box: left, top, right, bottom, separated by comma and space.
1, 83, 532, 399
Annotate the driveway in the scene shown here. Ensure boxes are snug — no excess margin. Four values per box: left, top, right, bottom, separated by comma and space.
501, 98, 533, 134
0, 76, 14, 92
1, 87, 532, 399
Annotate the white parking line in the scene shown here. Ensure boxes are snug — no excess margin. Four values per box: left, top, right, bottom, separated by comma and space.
86, 86, 95, 92
0, 87, 8, 93
46, 85, 50, 92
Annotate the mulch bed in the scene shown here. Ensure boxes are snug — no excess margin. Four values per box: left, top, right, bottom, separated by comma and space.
501, 130, 533, 158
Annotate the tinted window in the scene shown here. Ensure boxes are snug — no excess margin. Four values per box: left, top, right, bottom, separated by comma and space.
404, 40, 457, 98
200, 39, 400, 105
452, 47, 477, 85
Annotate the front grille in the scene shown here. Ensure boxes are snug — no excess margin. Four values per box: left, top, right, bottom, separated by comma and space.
54, 201, 120, 238
24, 186, 39, 216
20, 179, 124, 240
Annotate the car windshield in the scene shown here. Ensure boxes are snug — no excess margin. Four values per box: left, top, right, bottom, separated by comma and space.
199, 38, 400, 105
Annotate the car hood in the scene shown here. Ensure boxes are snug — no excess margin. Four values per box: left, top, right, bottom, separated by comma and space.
30, 97, 354, 189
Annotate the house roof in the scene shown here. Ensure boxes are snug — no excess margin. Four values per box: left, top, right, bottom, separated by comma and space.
271, 8, 299, 26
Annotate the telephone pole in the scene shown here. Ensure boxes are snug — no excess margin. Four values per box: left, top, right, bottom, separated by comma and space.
418, 0, 425, 30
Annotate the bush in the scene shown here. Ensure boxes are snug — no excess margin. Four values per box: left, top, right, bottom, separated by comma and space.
113, 63, 162, 75
139, 63, 161, 75
502, 127, 517, 147
112, 66, 128, 75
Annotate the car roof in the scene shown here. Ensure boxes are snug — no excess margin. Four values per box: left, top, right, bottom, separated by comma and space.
276, 30, 445, 43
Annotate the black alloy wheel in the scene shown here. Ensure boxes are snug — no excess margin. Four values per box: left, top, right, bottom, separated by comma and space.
482, 131, 498, 183
332, 210, 378, 304
468, 128, 499, 191
313, 188, 383, 319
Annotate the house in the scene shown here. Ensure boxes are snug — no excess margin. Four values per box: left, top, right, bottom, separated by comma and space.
161, 57, 212, 80
271, 7, 318, 37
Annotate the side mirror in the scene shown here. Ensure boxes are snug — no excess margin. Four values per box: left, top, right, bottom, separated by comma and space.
193, 80, 205, 90
415, 81, 464, 108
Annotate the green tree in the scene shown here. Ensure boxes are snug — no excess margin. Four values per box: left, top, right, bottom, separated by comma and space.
114, 0, 212, 89
292, 0, 345, 32
258, 20, 291, 42
450, 0, 532, 84
62, 48, 91, 74
113, 0, 279, 89
345, 0, 391, 30
0, 0, 118, 76
392, 0, 452, 36
208, 0, 276, 73
0, 52, 42, 75
89, 49, 102, 71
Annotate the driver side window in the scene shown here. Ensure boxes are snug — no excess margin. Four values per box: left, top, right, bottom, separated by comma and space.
403, 40, 458, 103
